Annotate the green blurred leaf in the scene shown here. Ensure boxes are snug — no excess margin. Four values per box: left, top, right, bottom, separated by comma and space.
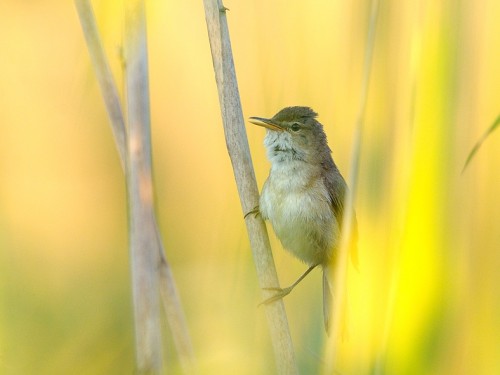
463, 115, 500, 173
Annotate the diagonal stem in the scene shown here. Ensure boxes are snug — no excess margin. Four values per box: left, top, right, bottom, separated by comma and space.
202, 0, 298, 374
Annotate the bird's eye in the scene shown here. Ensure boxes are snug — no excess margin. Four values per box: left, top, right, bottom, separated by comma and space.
290, 123, 301, 132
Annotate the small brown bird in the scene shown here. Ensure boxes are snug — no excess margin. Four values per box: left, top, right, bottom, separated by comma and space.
248, 106, 357, 333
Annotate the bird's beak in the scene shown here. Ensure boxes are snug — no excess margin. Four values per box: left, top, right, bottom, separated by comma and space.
248, 117, 283, 131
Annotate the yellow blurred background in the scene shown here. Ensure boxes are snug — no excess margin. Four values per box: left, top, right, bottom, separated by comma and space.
0, 0, 499, 374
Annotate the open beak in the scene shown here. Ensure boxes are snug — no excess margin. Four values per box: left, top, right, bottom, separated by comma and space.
248, 117, 283, 131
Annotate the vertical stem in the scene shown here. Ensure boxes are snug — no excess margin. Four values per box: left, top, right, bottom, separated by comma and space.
202, 1, 298, 374
124, 1, 163, 372
323, 0, 380, 373
75, 1, 195, 372
76, 1, 195, 372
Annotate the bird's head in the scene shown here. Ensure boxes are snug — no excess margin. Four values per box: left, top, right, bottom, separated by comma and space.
249, 106, 331, 164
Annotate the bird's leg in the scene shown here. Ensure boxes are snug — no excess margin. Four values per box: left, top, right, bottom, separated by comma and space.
260, 264, 319, 305
244, 205, 260, 219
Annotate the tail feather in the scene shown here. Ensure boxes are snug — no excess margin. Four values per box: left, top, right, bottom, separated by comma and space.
323, 270, 333, 335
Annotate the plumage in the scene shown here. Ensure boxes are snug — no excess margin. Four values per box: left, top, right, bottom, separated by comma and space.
249, 106, 357, 333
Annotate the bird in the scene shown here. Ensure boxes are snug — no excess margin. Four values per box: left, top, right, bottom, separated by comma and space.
247, 106, 357, 333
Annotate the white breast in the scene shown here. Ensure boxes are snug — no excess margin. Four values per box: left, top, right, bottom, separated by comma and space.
260, 161, 339, 265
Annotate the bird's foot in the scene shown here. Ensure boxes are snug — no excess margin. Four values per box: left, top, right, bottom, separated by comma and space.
259, 286, 293, 306
258, 264, 319, 306
244, 205, 260, 219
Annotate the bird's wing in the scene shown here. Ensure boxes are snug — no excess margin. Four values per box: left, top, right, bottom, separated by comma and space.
325, 170, 359, 269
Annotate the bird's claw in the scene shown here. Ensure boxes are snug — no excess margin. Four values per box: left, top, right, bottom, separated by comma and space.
244, 205, 260, 219
258, 286, 293, 306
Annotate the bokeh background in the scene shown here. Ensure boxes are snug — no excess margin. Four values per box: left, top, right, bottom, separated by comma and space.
1, 0, 499, 374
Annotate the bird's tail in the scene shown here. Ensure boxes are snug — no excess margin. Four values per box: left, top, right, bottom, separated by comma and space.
322, 267, 333, 335
323, 266, 350, 338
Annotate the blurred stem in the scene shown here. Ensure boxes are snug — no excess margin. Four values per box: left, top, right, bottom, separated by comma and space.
157, 232, 196, 374
74, 0, 127, 169
372, 4, 424, 375
75, 1, 195, 373
323, 0, 380, 373
462, 115, 500, 173
202, 1, 298, 374
124, 0, 163, 372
